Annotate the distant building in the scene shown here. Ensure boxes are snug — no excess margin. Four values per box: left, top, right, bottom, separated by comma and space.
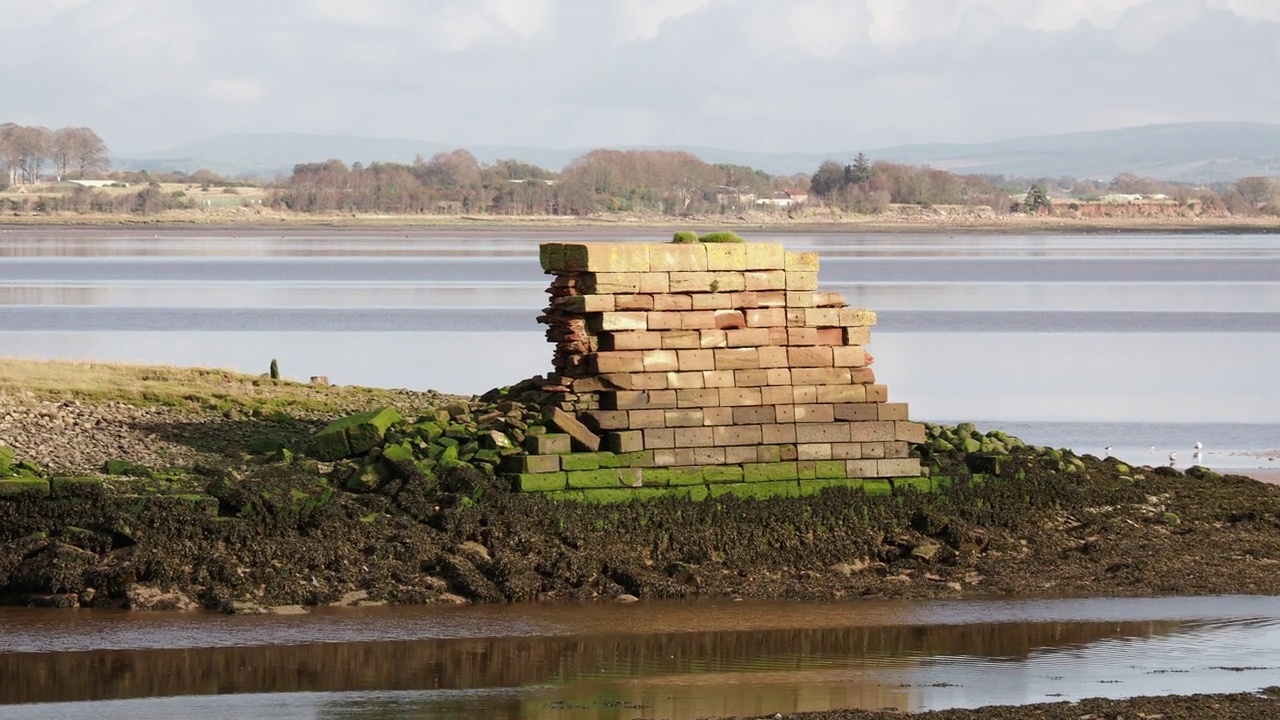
755, 188, 809, 207
64, 179, 125, 188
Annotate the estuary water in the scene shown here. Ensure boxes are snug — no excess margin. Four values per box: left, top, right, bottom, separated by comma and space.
0, 226, 1276, 470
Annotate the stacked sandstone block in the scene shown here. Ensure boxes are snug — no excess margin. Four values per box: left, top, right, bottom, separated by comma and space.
515, 241, 925, 497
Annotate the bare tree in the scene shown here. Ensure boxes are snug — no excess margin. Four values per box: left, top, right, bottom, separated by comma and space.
8, 125, 53, 184
0, 123, 19, 187
53, 126, 109, 179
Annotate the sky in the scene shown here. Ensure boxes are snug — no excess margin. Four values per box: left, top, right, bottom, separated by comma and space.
4, 0, 1279, 156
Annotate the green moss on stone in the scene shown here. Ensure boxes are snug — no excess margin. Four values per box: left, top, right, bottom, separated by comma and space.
512, 472, 568, 492
711, 480, 800, 500
669, 467, 707, 486
561, 453, 602, 471
702, 465, 744, 484
862, 480, 892, 496
893, 477, 933, 494
816, 460, 845, 479
567, 468, 623, 489
0, 477, 50, 497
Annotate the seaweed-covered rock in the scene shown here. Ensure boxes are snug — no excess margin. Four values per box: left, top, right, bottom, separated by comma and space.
313, 406, 403, 460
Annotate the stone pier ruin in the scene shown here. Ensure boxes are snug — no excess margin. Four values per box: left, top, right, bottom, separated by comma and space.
501, 240, 927, 501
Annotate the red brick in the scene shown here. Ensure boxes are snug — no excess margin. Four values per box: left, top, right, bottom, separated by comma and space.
674, 427, 714, 448
715, 348, 759, 369
718, 387, 763, 407
677, 349, 716, 372
727, 328, 771, 347
715, 424, 763, 446
714, 310, 746, 329
653, 293, 693, 311
788, 346, 834, 368
606, 430, 645, 453
745, 307, 786, 327
702, 370, 736, 388
664, 409, 705, 427
768, 327, 789, 346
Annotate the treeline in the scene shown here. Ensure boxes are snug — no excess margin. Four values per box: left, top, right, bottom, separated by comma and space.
1, 123, 108, 187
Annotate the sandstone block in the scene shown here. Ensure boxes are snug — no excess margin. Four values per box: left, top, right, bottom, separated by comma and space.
744, 243, 785, 270
672, 449, 697, 466
507, 454, 562, 474
715, 348, 759, 369
744, 270, 787, 291
638, 272, 670, 294
547, 407, 602, 452
786, 308, 807, 326
653, 293, 693, 311
833, 346, 868, 367
714, 310, 746, 329
731, 406, 773, 424
762, 423, 798, 444
788, 327, 818, 346
644, 428, 675, 449
605, 390, 677, 410
765, 368, 791, 385
692, 292, 733, 310
652, 448, 677, 466
878, 403, 910, 421
559, 243, 651, 272
866, 384, 888, 402
792, 367, 851, 385
794, 404, 836, 423
700, 329, 728, 348
710, 271, 746, 292
702, 369, 736, 388
539, 242, 566, 271
581, 272, 643, 295
677, 388, 720, 407
849, 421, 896, 442
816, 384, 866, 403
786, 271, 818, 291
832, 442, 863, 459
851, 367, 876, 384
805, 308, 841, 327
845, 459, 878, 478
660, 330, 701, 349
650, 243, 708, 272
756, 291, 787, 307
796, 422, 851, 444
674, 427, 715, 448
647, 312, 681, 331
745, 307, 786, 327
665, 409, 705, 427
523, 433, 572, 455
861, 442, 886, 459
591, 351, 644, 374
788, 346, 834, 368
884, 441, 910, 458
678, 349, 716, 372
666, 371, 705, 389
719, 387, 763, 407
784, 251, 819, 271
554, 294, 615, 313
628, 409, 666, 429
725, 446, 760, 464
786, 291, 816, 308
614, 294, 655, 312
706, 243, 748, 271
716, 424, 763, 446
798, 443, 833, 461
813, 291, 846, 307
840, 308, 877, 326
602, 331, 663, 351
844, 327, 871, 346
670, 272, 716, 293
606, 430, 645, 453
702, 407, 734, 425
816, 328, 844, 345
693, 447, 727, 465
681, 310, 717, 329
758, 346, 789, 368
641, 349, 679, 372
734, 369, 771, 387
878, 458, 922, 477
761, 386, 795, 405
727, 328, 771, 347
792, 385, 817, 404
834, 403, 879, 422
583, 410, 630, 430
896, 421, 927, 444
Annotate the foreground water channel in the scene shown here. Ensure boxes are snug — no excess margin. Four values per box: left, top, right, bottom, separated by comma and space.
1, 597, 1279, 718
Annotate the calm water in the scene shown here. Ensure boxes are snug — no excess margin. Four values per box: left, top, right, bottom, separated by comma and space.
0, 227, 1276, 469
1, 597, 1279, 719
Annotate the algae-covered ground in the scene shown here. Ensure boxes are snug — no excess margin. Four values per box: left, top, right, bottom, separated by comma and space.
3, 359, 1280, 613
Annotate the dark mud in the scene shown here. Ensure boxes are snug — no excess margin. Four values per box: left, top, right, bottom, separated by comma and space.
3, 439, 1280, 611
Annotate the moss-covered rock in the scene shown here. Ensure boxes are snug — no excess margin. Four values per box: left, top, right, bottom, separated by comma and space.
313, 406, 403, 461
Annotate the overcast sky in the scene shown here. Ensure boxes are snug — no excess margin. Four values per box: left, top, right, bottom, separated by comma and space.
5, 0, 1279, 155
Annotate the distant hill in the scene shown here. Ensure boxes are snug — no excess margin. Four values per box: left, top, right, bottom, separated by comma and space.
114, 122, 1280, 183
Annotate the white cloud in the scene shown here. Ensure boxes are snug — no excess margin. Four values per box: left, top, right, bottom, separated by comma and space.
1211, 0, 1280, 22
484, 0, 553, 38
617, 0, 717, 41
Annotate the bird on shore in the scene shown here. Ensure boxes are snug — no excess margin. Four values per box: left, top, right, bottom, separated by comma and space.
1104, 445, 1113, 456
1169, 451, 1178, 464
1194, 441, 1203, 451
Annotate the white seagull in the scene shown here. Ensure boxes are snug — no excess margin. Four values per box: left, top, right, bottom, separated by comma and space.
1194, 441, 1203, 451
1104, 445, 1113, 456
1169, 451, 1178, 464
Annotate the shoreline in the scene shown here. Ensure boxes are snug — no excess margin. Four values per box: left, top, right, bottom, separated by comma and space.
2, 211, 1279, 234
